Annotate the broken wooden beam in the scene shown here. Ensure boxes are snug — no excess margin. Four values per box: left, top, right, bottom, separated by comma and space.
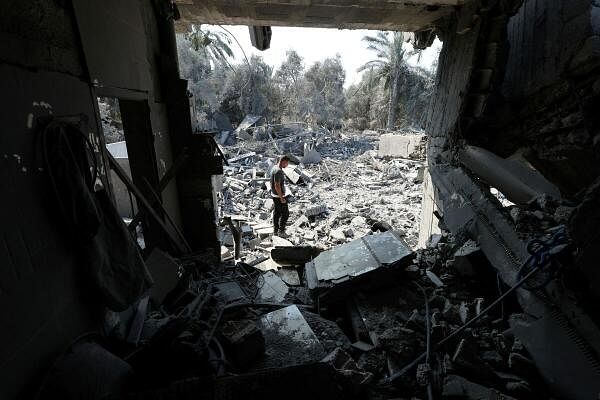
107, 152, 188, 255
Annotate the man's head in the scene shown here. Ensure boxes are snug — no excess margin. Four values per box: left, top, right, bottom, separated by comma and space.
279, 155, 290, 168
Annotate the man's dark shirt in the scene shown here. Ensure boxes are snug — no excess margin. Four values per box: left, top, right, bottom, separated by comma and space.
270, 165, 286, 197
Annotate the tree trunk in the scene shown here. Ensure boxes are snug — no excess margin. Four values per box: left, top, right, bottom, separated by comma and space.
386, 66, 400, 130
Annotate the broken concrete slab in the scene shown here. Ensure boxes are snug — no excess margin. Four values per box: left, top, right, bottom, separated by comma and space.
253, 257, 281, 272
276, 268, 300, 286
442, 374, 517, 399
214, 281, 247, 304
378, 133, 425, 159
145, 249, 179, 305
271, 245, 322, 266
313, 230, 412, 283
282, 165, 302, 184
221, 319, 265, 370
255, 271, 288, 302
311, 231, 413, 302
255, 305, 326, 369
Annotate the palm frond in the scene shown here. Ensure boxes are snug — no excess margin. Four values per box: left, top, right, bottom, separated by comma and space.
356, 59, 387, 72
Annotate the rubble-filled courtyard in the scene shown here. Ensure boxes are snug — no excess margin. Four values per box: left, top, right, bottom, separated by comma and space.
218, 127, 427, 261
69, 123, 574, 400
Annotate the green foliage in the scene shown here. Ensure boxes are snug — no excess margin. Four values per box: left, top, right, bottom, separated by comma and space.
345, 62, 434, 131
187, 25, 234, 69
274, 50, 305, 122
219, 55, 280, 123
177, 27, 435, 132
357, 31, 420, 130
300, 55, 346, 128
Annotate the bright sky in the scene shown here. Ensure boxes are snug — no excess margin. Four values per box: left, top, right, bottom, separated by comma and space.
206, 25, 443, 88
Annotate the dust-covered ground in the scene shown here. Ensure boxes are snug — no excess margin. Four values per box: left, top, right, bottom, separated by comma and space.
218, 129, 426, 261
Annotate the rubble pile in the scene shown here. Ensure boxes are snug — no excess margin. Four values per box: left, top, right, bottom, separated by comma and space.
38, 230, 558, 399
36, 123, 565, 399
218, 128, 426, 269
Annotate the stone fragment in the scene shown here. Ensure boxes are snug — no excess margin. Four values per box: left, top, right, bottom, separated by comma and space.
443, 375, 517, 399
321, 348, 373, 385
330, 228, 346, 241
256, 271, 288, 302
221, 319, 265, 369
276, 268, 301, 286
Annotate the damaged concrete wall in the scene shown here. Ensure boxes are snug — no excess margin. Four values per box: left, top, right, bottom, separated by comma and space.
0, 0, 221, 397
472, 0, 600, 197
0, 2, 103, 399
426, 2, 600, 396
71, 0, 183, 248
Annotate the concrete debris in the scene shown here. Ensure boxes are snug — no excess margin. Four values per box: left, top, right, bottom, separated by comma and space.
221, 320, 265, 369
144, 249, 179, 304
256, 271, 288, 303
302, 146, 322, 165
426, 269, 444, 287
378, 133, 426, 159
321, 347, 373, 385
256, 305, 326, 369
443, 374, 517, 399
271, 245, 322, 266
275, 268, 300, 286
47, 128, 575, 400
217, 130, 425, 270
53, 226, 571, 400
305, 204, 328, 217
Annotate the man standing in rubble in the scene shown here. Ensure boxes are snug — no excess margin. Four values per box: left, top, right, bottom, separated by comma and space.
270, 155, 290, 237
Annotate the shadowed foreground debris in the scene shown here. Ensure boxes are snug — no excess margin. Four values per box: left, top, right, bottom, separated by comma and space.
35, 228, 575, 399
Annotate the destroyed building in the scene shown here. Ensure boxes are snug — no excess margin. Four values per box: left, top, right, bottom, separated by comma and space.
1, 1, 600, 399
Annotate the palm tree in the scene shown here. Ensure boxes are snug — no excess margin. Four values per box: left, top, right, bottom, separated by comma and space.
357, 32, 417, 130
187, 25, 235, 70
